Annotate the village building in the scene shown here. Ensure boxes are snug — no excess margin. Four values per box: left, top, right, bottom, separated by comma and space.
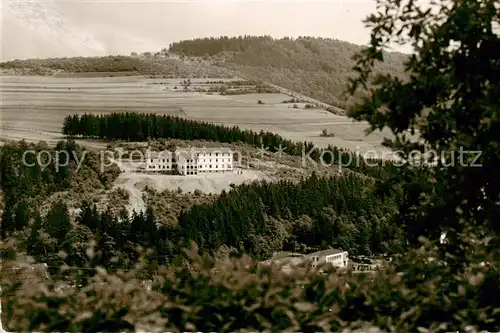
259, 252, 306, 275
174, 147, 233, 175
174, 149, 199, 175
145, 151, 173, 172
260, 249, 349, 275
304, 249, 349, 268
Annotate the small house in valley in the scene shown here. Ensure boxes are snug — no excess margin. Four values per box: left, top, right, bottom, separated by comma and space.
305, 249, 349, 268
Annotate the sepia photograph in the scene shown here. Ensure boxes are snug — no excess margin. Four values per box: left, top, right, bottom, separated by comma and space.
1, 0, 499, 331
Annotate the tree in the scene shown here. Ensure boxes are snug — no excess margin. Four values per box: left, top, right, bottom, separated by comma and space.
27, 211, 44, 256
182, 79, 192, 91
45, 201, 71, 243
348, 0, 500, 258
13, 199, 30, 231
1, 198, 14, 238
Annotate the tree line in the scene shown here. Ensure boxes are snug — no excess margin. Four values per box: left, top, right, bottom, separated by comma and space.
169, 35, 275, 57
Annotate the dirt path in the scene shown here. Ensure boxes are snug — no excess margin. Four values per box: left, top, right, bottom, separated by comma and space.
114, 176, 146, 216
111, 155, 271, 215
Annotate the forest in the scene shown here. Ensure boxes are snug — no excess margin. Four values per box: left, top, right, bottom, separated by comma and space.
169, 36, 408, 110
62, 112, 394, 179
0, 138, 402, 276
0, 115, 403, 278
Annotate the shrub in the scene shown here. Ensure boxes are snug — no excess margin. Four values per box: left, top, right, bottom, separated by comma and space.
2, 236, 499, 332
320, 129, 334, 137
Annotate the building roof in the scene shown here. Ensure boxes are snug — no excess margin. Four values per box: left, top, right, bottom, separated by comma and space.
175, 150, 195, 161
146, 150, 172, 159
271, 251, 304, 260
175, 147, 233, 154
261, 255, 306, 267
306, 249, 346, 258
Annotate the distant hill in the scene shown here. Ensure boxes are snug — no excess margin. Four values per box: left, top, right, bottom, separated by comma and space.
169, 36, 409, 111
0, 55, 236, 78
0, 35, 409, 113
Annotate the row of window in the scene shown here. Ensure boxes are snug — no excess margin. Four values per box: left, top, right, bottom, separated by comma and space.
196, 152, 231, 157
311, 253, 347, 262
182, 165, 232, 169
185, 159, 231, 163
326, 254, 345, 262
149, 159, 232, 165
148, 165, 171, 169
150, 159, 171, 163
200, 159, 231, 163
200, 164, 232, 169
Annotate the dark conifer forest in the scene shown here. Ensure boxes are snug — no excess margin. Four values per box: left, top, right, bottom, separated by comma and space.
0, 137, 402, 273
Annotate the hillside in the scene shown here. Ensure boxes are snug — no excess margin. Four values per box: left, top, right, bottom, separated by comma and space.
0, 55, 236, 78
169, 36, 409, 111
0, 36, 408, 113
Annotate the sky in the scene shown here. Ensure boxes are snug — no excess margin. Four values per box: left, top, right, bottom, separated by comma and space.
1, 0, 393, 61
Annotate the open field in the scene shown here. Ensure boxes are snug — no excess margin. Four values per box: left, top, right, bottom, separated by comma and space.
0, 75, 397, 157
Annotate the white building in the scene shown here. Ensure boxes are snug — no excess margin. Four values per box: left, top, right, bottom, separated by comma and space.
174, 147, 233, 176
145, 151, 173, 172
174, 149, 199, 175
305, 249, 349, 269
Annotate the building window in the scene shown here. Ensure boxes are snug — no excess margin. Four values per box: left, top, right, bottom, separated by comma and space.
216, 153, 219, 157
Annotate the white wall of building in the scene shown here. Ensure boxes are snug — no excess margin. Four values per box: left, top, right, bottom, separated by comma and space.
175, 152, 198, 175
175, 148, 233, 175
325, 252, 349, 268
143, 148, 234, 175
146, 151, 173, 171
196, 149, 233, 173
308, 251, 349, 268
